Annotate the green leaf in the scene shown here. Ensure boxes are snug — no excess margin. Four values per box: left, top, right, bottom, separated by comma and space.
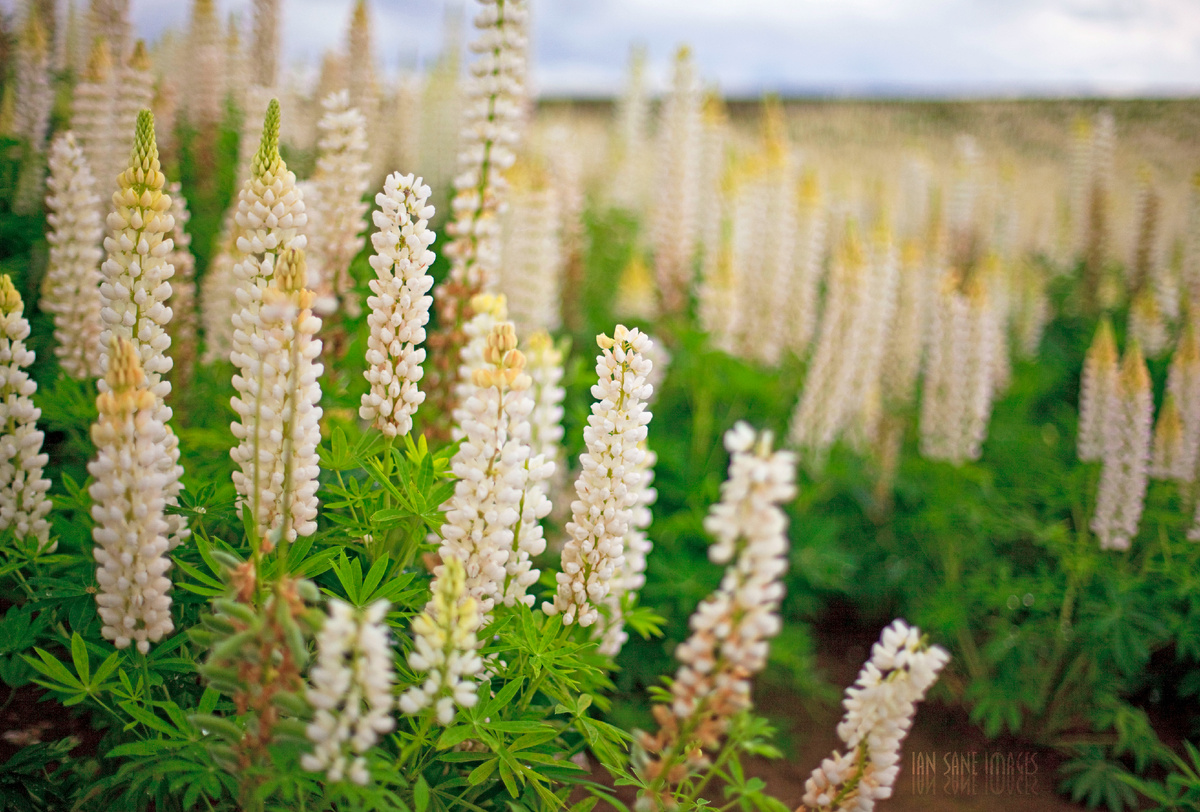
414, 775, 430, 812
70, 633, 89, 685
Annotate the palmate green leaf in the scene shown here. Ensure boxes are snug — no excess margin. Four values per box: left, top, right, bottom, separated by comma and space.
1060, 749, 1140, 812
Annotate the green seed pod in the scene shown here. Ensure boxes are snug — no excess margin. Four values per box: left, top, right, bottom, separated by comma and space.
270, 690, 311, 717
190, 713, 245, 743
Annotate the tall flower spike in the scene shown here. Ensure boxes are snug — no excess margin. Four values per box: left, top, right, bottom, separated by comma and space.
399, 556, 484, 725
498, 165, 563, 336
635, 424, 793, 798
427, 0, 529, 432
524, 331, 566, 496
307, 90, 371, 316
71, 39, 116, 211
98, 109, 187, 549
166, 182, 198, 384
1092, 342, 1152, 551
436, 321, 534, 618
651, 46, 702, 315
1078, 320, 1119, 462
302, 599, 395, 786
0, 277, 53, 552
229, 100, 311, 541
44, 132, 105, 379
89, 337, 174, 652
12, 10, 52, 214
13, 10, 52, 151
360, 172, 437, 437
801, 620, 949, 812
546, 326, 654, 626
251, 0, 281, 88
597, 440, 656, 657
230, 248, 324, 548
1167, 322, 1200, 483
1150, 394, 1188, 481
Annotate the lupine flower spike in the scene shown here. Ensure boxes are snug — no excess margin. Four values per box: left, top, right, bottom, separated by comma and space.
231, 248, 324, 549
308, 90, 371, 317
635, 423, 794, 798
303, 599, 395, 786
1092, 342, 1152, 551
89, 337, 174, 652
1078, 320, 1119, 462
44, 132, 105, 379
98, 109, 187, 549
801, 621, 949, 812
436, 321, 535, 618
547, 326, 654, 626
360, 173, 437, 437
399, 557, 484, 725
427, 0, 529, 431
0, 277, 52, 552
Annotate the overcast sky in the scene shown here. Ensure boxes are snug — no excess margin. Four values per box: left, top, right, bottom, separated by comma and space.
124, 0, 1200, 97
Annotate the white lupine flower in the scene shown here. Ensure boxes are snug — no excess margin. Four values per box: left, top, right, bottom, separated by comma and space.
13, 11, 51, 150
1078, 320, 1119, 462
308, 90, 371, 316
251, 0, 281, 88
436, 0, 528, 323
1093, 343, 1152, 551
1184, 174, 1200, 310
1150, 394, 1188, 481
609, 45, 651, 213
698, 164, 741, 353
343, 0, 385, 179
302, 599, 395, 786
43, 132, 105, 379
498, 171, 562, 336
71, 41, 117, 206
546, 326, 654, 627
785, 173, 827, 356
671, 424, 793, 721
1167, 323, 1200, 483
89, 337, 174, 653
525, 331, 566, 479
437, 321, 533, 618
391, 74, 423, 176
881, 240, 936, 407
199, 214, 240, 365
183, 0, 224, 129
694, 93, 728, 275
1012, 258, 1051, 359
651, 46, 702, 315
223, 19, 249, 114
360, 172, 437, 437
789, 224, 898, 462
13, 10, 51, 148
228, 100, 311, 538
451, 294, 509, 435
919, 274, 999, 465
802, 620, 949, 812
505, 441, 553, 610
733, 109, 796, 365
231, 249, 324, 548
88, 0, 133, 63
166, 182, 198, 382
1128, 288, 1168, 360
114, 42, 154, 176
12, 11, 52, 215
596, 443, 656, 658
399, 557, 483, 725
98, 110, 187, 549
0, 278, 53, 552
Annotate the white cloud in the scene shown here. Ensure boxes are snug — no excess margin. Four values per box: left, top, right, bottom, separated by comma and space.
127, 0, 1200, 96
